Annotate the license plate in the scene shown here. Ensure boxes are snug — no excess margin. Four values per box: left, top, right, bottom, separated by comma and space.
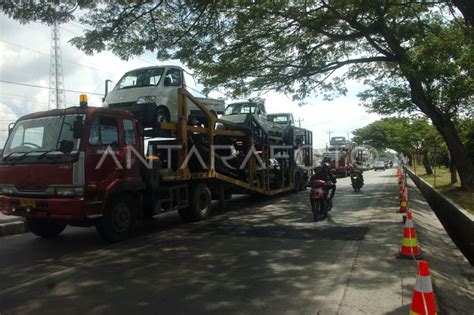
20, 199, 36, 209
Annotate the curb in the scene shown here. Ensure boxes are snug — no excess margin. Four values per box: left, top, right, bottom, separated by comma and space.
0, 219, 29, 237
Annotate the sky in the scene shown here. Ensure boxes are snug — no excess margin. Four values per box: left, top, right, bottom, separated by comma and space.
0, 12, 382, 150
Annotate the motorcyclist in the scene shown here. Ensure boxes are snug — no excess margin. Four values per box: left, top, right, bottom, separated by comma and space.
349, 157, 364, 183
310, 157, 337, 209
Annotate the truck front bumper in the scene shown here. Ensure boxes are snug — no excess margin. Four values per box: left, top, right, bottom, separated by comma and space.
0, 195, 88, 221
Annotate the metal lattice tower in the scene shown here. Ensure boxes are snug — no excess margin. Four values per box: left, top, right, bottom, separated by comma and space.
48, 21, 65, 109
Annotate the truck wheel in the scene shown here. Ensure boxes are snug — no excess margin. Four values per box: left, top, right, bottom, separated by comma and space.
27, 218, 66, 238
190, 183, 212, 221
96, 195, 136, 243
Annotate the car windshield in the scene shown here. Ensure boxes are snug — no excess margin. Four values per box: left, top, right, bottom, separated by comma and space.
114, 67, 165, 90
3, 115, 84, 157
224, 103, 256, 115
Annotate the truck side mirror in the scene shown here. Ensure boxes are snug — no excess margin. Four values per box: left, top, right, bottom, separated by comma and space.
73, 118, 84, 139
8, 123, 15, 135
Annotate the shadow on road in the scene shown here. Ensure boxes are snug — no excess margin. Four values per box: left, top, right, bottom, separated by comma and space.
0, 173, 415, 314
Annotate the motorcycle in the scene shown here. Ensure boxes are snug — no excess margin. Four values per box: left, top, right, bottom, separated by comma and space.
350, 172, 364, 192
308, 179, 333, 221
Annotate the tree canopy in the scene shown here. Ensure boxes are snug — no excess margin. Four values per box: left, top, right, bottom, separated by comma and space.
2, 0, 473, 188
352, 117, 445, 174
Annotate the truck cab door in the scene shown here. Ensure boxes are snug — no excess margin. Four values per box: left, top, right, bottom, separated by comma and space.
121, 118, 141, 179
85, 115, 123, 206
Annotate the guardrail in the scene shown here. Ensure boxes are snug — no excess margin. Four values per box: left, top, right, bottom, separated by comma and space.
405, 168, 474, 265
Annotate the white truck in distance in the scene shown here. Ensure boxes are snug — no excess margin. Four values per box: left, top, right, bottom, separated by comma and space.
103, 65, 225, 128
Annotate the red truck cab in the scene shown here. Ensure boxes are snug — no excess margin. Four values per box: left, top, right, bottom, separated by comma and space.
0, 105, 144, 241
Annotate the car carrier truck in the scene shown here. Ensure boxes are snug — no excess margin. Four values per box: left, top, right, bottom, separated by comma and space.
0, 89, 312, 242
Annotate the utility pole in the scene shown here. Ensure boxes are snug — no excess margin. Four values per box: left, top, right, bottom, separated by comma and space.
295, 117, 304, 128
48, 20, 65, 109
326, 130, 333, 143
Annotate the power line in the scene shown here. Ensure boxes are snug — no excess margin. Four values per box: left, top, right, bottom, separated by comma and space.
0, 92, 48, 102
69, 22, 89, 31
0, 79, 104, 96
60, 26, 83, 37
0, 39, 117, 76
0, 95, 49, 105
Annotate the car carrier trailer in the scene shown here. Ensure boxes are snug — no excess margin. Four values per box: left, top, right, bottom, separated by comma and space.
0, 89, 312, 242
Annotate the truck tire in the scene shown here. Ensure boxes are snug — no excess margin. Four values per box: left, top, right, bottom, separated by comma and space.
27, 218, 66, 238
189, 183, 212, 221
96, 195, 136, 243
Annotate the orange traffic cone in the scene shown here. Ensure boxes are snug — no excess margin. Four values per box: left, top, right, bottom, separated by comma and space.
400, 184, 405, 200
397, 211, 421, 259
399, 187, 408, 212
409, 260, 437, 314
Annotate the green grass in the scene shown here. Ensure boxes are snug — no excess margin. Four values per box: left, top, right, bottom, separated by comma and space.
414, 166, 474, 213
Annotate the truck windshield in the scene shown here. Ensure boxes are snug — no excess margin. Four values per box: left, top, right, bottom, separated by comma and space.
114, 67, 165, 90
224, 103, 256, 115
3, 115, 84, 157
330, 137, 348, 146
323, 152, 347, 160
269, 115, 289, 124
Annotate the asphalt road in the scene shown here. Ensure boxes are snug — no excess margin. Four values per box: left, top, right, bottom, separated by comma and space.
0, 169, 415, 314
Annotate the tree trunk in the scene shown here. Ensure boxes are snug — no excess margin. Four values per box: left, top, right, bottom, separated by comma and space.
422, 153, 433, 175
450, 159, 458, 184
452, 0, 474, 26
380, 25, 474, 190
407, 82, 474, 190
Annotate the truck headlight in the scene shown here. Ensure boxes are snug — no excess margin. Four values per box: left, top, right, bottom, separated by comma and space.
56, 187, 75, 196
55, 187, 84, 196
136, 96, 156, 104
0, 185, 15, 195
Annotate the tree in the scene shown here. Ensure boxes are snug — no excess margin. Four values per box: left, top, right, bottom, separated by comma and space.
3, 1, 474, 188
352, 117, 444, 175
